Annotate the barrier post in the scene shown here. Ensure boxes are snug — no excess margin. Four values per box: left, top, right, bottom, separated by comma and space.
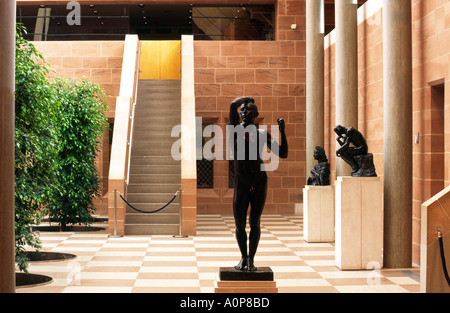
109, 188, 122, 238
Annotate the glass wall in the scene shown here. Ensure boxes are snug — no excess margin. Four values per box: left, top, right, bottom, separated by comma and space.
192, 5, 273, 40
16, 4, 274, 41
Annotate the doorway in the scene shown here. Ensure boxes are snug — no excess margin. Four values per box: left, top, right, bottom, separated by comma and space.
139, 41, 181, 80
428, 82, 445, 195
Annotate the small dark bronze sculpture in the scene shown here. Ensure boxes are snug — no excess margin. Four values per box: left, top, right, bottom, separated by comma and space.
307, 146, 330, 186
229, 97, 288, 271
334, 125, 377, 177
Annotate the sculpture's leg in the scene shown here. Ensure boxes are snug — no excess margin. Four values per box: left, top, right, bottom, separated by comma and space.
233, 183, 250, 270
248, 178, 267, 271
345, 148, 368, 173
339, 152, 359, 172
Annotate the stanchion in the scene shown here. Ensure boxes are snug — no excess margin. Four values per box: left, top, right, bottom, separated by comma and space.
109, 188, 122, 238
437, 227, 450, 287
174, 191, 187, 238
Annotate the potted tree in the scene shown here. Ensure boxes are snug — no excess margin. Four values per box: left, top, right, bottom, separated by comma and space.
46, 78, 108, 232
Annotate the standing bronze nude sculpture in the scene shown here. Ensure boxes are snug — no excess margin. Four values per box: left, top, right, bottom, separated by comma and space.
229, 97, 288, 271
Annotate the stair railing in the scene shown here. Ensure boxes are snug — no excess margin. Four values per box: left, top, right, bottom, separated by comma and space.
107, 34, 140, 237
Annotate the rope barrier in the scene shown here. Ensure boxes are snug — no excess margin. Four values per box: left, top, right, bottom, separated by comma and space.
437, 227, 450, 287
118, 189, 180, 214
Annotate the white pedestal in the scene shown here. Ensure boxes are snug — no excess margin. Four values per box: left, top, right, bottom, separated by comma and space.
303, 185, 334, 243
335, 176, 383, 270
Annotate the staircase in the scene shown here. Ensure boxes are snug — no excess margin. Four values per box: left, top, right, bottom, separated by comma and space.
125, 79, 181, 235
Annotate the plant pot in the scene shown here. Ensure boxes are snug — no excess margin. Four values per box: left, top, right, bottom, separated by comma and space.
32, 225, 105, 232
25, 251, 77, 262
15, 272, 53, 288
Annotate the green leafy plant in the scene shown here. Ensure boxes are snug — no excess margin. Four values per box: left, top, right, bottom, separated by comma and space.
47, 78, 108, 231
15, 24, 60, 272
14, 25, 109, 273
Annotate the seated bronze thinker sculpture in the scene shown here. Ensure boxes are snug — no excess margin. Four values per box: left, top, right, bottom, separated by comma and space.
229, 97, 288, 271
334, 125, 377, 177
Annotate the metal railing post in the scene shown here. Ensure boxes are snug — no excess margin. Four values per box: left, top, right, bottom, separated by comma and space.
109, 188, 122, 238
114, 189, 117, 236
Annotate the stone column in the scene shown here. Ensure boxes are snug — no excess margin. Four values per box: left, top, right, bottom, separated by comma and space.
0, 0, 16, 293
335, 0, 358, 177
383, 0, 413, 268
306, 0, 325, 178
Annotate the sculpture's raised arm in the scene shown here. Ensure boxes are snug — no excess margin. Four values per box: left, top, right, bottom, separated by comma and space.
229, 97, 251, 126
266, 118, 288, 159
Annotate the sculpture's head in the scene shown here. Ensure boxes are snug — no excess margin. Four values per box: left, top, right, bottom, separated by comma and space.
334, 125, 345, 135
239, 97, 258, 126
314, 146, 328, 162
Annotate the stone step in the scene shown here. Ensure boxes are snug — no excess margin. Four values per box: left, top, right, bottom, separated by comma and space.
127, 183, 180, 194
138, 79, 180, 86
125, 213, 179, 224
138, 85, 180, 89
137, 88, 180, 96
130, 146, 175, 157
136, 95, 180, 102
135, 97, 180, 104
129, 173, 180, 184
134, 116, 180, 124
133, 124, 175, 130
124, 223, 180, 236
131, 144, 176, 152
132, 132, 176, 142
130, 156, 180, 166
134, 111, 180, 119
132, 136, 176, 145
126, 192, 180, 204
134, 101, 180, 109
125, 202, 180, 214
130, 164, 180, 175
137, 94, 179, 99
134, 106, 181, 114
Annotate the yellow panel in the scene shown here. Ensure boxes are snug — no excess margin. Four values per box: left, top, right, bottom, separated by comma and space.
160, 41, 181, 80
139, 41, 161, 79
139, 41, 181, 80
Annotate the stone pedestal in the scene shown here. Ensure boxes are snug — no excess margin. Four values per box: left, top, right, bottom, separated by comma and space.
303, 185, 334, 243
335, 177, 383, 270
215, 267, 278, 293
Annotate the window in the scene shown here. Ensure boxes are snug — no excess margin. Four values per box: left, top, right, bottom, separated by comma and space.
229, 160, 235, 188
428, 82, 445, 195
191, 5, 274, 41
197, 122, 215, 189
16, 4, 274, 41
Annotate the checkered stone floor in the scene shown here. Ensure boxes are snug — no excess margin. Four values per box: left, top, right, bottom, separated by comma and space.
17, 214, 420, 293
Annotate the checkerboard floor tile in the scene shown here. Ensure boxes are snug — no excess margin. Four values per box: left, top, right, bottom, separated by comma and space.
16, 214, 420, 293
